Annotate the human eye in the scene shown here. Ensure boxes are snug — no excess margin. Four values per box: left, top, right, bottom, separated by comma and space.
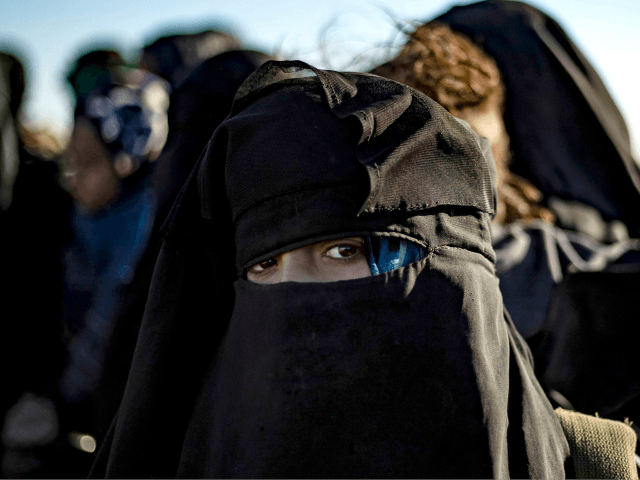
246, 257, 278, 278
322, 238, 365, 261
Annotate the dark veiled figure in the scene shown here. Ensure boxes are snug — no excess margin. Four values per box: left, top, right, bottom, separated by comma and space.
375, 1, 640, 436
1, 52, 69, 403
434, 0, 640, 238
92, 48, 272, 451
89, 60, 570, 478
55, 46, 270, 462
59, 49, 171, 433
0, 51, 74, 478
139, 28, 242, 89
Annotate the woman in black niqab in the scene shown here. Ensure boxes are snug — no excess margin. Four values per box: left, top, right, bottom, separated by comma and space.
91, 61, 569, 478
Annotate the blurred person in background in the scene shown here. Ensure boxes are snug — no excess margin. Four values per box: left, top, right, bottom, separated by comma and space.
90, 44, 272, 451
51, 29, 270, 460
2, 46, 171, 478
375, 0, 640, 437
137, 28, 271, 225
0, 48, 71, 476
1, 50, 74, 478
139, 28, 242, 90
0, 51, 22, 213
57, 48, 170, 437
3, 37, 271, 478
434, 0, 640, 241
149, 48, 273, 218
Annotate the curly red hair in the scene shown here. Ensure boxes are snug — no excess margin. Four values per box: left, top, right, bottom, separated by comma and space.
375, 23, 554, 224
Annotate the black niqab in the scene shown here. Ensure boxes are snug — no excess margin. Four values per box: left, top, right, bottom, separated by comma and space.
91, 61, 568, 478
435, 0, 640, 234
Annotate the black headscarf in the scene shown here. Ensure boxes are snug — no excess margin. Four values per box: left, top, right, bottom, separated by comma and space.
435, 0, 640, 235
139, 30, 242, 89
91, 61, 568, 478
152, 49, 272, 225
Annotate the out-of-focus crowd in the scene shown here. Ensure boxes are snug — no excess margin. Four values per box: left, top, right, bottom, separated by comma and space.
1, 1, 640, 477
1, 28, 271, 477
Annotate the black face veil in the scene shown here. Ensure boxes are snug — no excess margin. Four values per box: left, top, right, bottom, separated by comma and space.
91, 61, 569, 478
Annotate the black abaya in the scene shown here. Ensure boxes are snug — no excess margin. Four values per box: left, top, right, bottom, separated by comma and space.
91, 61, 569, 478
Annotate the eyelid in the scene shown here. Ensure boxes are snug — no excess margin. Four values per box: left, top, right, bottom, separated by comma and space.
246, 238, 365, 278
321, 239, 364, 259
320, 238, 364, 250
246, 256, 279, 278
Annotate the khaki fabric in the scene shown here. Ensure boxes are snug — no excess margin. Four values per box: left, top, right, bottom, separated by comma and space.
555, 408, 638, 479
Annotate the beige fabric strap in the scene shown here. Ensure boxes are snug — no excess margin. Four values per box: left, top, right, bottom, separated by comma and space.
555, 408, 638, 479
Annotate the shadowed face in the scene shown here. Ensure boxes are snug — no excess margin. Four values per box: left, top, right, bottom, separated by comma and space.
63, 117, 118, 210
246, 237, 372, 284
460, 101, 509, 176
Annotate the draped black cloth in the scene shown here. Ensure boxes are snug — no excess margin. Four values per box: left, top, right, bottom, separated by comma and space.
0, 52, 70, 411
91, 61, 568, 478
0, 52, 22, 212
538, 267, 640, 421
435, 0, 640, 236
1, 52, 76, 478
139, 30, 242, 89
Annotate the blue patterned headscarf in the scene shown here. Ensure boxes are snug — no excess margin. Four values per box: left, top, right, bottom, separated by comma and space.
73, 63, 171, 175
364, 236, 426, 275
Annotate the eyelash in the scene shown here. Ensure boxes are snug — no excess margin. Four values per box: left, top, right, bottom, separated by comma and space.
252, 258, 278, 273
324, 244, 361, 261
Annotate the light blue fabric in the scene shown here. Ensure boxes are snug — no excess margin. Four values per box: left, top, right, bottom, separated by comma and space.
60, 182, 156, 403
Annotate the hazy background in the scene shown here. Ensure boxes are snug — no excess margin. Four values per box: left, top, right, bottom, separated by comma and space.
2, 0, 638, 152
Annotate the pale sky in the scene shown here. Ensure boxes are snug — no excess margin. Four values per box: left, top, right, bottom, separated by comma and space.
2, 0, 639, 152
